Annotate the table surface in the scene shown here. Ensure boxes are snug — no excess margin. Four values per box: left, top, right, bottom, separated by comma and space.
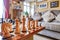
0, 27, 45, 40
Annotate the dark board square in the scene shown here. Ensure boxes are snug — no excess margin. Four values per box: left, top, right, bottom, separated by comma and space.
50, 1, 59, 8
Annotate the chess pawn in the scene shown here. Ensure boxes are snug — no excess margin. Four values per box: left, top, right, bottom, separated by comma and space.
22, 16, 27, 32
15, 18, 20, 34
28, 20, 31, 30
31, 20, 35, 29
1, 22, 11, 38
35, 20, 38, 28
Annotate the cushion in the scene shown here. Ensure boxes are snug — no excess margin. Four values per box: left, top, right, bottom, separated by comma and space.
42, 11, 55, 22
56, 14, 60, 21
32, 13, 42, 20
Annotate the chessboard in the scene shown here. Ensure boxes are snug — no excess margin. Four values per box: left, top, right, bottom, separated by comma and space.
1, 17, 45, 40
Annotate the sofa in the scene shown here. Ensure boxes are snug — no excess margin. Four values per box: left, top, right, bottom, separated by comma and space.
33, 10, 60, 40
38, 22, 60, 40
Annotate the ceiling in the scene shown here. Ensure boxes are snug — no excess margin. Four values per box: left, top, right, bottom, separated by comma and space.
12, 0, 36, 2
12, 0, 46, 2
24, 0, 36, 2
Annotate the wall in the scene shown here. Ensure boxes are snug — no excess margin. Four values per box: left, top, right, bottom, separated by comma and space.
30, 0, 60, 12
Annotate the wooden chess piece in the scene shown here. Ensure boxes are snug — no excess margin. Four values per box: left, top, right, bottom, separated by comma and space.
7, 22, 13, 33
15, 18, 20, 34
28, 20, 31, 30
31, 20, 35, 29
22, 16, 27, 33
35, 20, 38, 28
1, 22, 11, 38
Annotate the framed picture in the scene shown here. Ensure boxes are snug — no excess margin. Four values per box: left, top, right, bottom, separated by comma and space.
50, 1, 59, 8
39, 3, 47, 9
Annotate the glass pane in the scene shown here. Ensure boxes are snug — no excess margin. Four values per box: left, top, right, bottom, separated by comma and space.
31, 8, 34, 16
27, 2, 30, 6
31, 5, 34, 16
0, 0, 5, 32
0, 0, 5, 18
24, 2, 30, 14
27, 7, 30, 13
24, 6, 27, 12
24, 2, 27, 5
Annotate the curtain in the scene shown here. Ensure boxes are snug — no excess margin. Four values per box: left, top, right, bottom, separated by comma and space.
3, 0, 9, 19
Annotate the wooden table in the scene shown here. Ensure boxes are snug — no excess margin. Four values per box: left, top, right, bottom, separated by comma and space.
0, 27, 45, 40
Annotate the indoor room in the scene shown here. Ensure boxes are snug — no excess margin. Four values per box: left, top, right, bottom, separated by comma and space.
0, 0, 60, 40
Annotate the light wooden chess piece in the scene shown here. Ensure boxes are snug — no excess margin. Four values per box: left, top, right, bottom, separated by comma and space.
15, 18, 20, 34
35, 20, 38, 28
7, 22, 13, 33
1, 21, 11, 38
28, 20, 31, 30
31, 20, 35, 29
22, 16, 27, 32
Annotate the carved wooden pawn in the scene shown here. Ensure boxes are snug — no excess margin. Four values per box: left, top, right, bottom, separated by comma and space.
15, 18, 20, 34
35, 20, 38, 28
31, 20, 35, 29
22, 16, 27, 32
28, 20, 31, 30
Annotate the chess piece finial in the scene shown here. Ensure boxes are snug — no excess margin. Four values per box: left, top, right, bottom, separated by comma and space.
1, 21, 11, 38
15, 18, 20, 34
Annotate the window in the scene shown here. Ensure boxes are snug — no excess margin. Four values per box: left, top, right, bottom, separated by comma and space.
0, 0, 5, 18
24, 2, 34, 16
24, 2, 30, 14
0, 0, 5, 32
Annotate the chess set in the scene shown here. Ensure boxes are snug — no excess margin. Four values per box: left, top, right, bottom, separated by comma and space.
1, 16, 44, 40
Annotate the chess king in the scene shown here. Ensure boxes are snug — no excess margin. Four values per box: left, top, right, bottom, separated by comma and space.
1, 21, 11, 38
15, 18, 20, 34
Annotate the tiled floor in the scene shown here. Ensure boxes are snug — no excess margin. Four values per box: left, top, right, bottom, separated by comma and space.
34, 35, 53, 40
